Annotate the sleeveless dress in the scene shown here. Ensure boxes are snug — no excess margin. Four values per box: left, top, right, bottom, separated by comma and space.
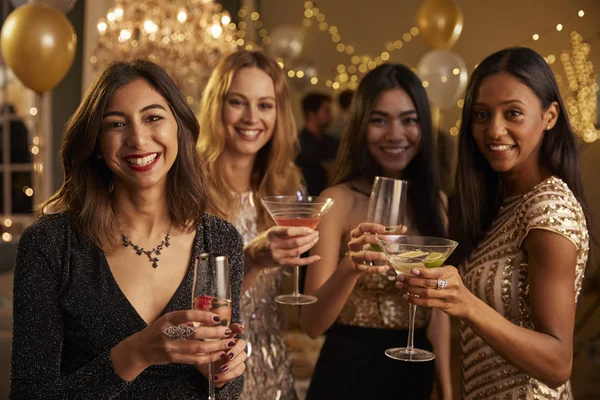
306, 221, 436, 399
232, 191, 298, 400
459, 177, 589, 399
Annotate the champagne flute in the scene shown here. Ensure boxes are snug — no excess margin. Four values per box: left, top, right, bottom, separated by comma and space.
192, 253, 232, 400
365, 177, 408, 265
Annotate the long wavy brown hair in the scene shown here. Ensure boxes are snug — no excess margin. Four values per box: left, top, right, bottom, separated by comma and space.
197, 50, 302, 230
40, 59, 215, 248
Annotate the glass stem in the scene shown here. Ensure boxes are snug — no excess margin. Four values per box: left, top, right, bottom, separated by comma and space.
406, 303, 417, 354
293, 266, 300, 296
208, 360, 216, 400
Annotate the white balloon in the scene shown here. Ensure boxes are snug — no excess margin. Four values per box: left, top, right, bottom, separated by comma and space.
417, 50, 468, 109
268, 25, 304, 62
10, 0, 78, 13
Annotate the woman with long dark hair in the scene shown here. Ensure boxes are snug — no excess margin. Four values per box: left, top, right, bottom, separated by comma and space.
11, 60, 247, 399
400, 47, 590, 399
301, 63, 452, 399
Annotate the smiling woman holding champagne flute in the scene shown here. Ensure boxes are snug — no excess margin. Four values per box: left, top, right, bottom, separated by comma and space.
10, 60, 246, 399
301, 63, 452, 399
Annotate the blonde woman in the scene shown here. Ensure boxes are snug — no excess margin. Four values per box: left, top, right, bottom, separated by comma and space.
198, 50, 318, 400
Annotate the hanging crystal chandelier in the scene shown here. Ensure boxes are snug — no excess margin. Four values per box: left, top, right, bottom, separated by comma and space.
91, 0, 237, 106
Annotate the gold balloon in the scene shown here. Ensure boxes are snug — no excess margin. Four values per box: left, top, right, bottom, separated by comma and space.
1, 3, 77, 93
416, 0, 464, 49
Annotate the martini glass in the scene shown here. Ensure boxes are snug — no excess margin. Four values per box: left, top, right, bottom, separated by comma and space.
375, 235, 458, 362
261, 195, 335, 305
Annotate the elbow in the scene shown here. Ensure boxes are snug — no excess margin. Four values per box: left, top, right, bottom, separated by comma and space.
299, 312, 323, 340
539, 359, 572, 389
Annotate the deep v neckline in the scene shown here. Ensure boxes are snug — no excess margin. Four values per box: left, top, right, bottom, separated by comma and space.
99, 224, 205, 327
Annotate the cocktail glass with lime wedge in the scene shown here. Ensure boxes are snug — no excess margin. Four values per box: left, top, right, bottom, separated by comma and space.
374, 235, 458, 362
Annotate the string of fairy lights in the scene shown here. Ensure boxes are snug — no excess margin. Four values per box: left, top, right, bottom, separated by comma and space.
447, 6, 597, 141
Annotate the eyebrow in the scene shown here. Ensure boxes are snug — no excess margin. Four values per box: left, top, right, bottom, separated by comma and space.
473, 99, 526, 107
370, 109, 417, 118
227, 91, 276, 101
103, 104, 167, 118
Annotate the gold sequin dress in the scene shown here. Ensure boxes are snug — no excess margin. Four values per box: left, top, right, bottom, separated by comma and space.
233, 191, 298, 400
459, 177, 589, 400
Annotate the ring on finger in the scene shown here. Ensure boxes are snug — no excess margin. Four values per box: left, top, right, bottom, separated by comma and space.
437, 278, 448, 290
163, 323, 195, 340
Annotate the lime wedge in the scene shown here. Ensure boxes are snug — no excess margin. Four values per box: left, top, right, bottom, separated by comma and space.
424, 252, 445, 268
370, 244, 382, 252
400, 251, 428, 259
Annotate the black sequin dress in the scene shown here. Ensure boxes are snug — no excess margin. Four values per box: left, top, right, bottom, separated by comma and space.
10, 213, 244, 400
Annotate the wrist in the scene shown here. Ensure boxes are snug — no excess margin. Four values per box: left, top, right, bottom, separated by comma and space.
110, 335, 147, 381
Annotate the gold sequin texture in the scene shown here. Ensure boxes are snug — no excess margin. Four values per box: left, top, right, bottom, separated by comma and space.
233, 191, 298, 400
459, 177, 588, 399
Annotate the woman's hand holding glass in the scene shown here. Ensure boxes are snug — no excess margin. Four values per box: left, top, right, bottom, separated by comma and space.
111, 309, 245, 381
347, 222, 407, 273
195, 322, 247, 386
396, 265, 476, 319
246, 226, 320, 268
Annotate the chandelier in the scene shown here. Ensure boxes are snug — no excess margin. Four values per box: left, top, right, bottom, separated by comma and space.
92, 0, 238, 105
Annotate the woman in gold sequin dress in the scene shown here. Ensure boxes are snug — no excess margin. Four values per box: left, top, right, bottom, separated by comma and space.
400, 47, 590, 399
301, 64, 452, 399
197, 51, 319, 400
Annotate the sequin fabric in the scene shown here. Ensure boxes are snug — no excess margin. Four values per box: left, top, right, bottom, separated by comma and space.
232, 191, 298, 400
337, 235, 431, 329
459, 177, 589, 400
11, 213, 244, 400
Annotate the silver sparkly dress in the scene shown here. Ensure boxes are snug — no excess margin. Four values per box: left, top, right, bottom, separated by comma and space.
233, 191, 298, 400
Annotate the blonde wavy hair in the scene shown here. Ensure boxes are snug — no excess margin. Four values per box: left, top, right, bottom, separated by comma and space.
197, 50, 302, 230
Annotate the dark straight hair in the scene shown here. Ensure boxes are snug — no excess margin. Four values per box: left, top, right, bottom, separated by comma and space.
331, 63, 446, 238
450, 46, 590, 264
41, 59, 215, 248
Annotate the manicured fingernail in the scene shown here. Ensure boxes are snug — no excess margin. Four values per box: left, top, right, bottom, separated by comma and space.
214, 375, 219, 381
227, 340, 236, 347
227, 352, 234, 360
220, 352, 227, 359
213, 316, 221, 322
402, 294, 409, 300
224, 329, 232, 336
219, 365, 229, 373
411, 269, 420, 275
397, 275, 405, 282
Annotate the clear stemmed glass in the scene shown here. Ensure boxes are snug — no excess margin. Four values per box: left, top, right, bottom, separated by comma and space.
375, 235, 458, 362
261, 195, 335, 305
366, 177, 408, 265
192, 253, 232, 400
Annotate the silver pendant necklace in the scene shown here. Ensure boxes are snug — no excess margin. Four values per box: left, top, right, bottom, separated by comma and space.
121, 224, 172, 268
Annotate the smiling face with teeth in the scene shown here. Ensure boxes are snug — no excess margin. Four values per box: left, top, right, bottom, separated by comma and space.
471, 72, 559, 180
221, 67, 277, 159
98, 78, 178, 190
365, 88, 421, 178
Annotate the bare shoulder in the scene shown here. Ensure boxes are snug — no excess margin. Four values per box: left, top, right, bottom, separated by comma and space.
321, 184, 355, 213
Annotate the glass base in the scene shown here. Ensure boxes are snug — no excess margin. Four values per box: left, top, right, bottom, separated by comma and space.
385, 347, 435, 362
275, 293, 317, 305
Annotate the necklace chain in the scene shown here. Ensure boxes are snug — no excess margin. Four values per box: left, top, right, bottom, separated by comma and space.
121, 224, 172, 268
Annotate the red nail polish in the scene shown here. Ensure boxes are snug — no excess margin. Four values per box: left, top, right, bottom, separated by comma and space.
220, 352, 227, 359
224, 329, 232, 336
219, 365, 229, 373
212, 316, 221, 322
227, 352, 234, 360
214, 375, 219, 381
227, 340, 236, 347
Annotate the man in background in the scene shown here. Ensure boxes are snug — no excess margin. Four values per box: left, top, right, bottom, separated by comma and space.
296, 92, 337, 196
329, 89, 354, 139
